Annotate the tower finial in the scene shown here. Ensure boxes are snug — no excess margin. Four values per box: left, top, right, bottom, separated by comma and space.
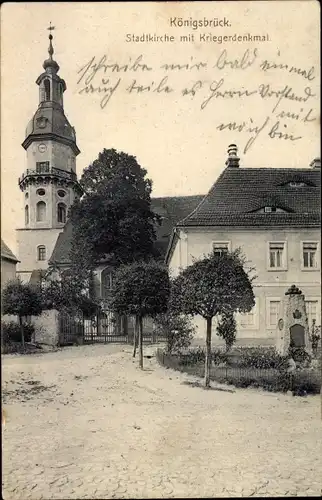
47, 22, 55, 59
43, 23, 59, 73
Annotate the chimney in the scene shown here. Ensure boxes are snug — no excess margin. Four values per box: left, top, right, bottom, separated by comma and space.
225, 144, 240, 168
309, 157, 321, 169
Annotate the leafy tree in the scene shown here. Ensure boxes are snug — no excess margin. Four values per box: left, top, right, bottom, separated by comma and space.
69, 148, 160, 274
170, 249, 255, 387
216, 311, 237, 352
2, 279, 43, 350
42, 269, 99, 317
110, 261, 170, 369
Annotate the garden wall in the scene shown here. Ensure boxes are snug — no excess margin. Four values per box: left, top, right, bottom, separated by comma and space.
32, 309, 59, 346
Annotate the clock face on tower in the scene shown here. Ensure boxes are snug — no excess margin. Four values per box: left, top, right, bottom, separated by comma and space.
38, 143, 47, 153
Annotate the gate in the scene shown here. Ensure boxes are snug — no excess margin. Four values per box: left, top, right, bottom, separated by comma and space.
58, 309, 167, 346
84, 311, 129, 343
59, 311, 84, 346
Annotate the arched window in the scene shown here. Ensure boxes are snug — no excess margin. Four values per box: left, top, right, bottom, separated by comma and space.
36, 201, 46, 222
57, 203, 67, 223
58, 83, 63, 99
25, 205, 29, 225
44, 79, 51, 101
37, 245, 46, 261
101, 268, 113, 298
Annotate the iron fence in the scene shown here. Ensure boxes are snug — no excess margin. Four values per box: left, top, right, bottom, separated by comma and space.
58, 311, 167, 346
156, 349, 321, 395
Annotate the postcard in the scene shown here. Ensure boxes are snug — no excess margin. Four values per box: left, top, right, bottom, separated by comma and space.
1, 2, 321, 499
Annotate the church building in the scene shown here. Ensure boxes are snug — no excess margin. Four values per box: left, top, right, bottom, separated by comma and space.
16, 29, 82, 283
15, 30, 321, 348
16, 29, 202, 291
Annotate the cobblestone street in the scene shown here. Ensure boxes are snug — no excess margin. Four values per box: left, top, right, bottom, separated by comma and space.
2, 344, 322, 499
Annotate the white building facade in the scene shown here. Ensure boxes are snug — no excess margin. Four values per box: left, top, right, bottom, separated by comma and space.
166, 145, 321, 347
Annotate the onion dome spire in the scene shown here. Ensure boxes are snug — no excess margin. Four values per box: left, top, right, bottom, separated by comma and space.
43, 23, 60, 73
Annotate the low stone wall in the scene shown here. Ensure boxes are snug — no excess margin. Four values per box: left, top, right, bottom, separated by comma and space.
32, 310, 59, 346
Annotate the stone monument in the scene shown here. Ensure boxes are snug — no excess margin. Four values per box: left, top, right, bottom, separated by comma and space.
276, 285, 312, 356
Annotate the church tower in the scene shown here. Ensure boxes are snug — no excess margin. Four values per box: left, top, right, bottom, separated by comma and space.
16, 27, 82, 282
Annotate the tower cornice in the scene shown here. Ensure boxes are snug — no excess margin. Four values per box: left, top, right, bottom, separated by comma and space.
22, 132, 81, 156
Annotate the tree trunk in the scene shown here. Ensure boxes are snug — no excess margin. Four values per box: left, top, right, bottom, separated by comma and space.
204, 317, 212, 388
138, 315, 143, 370
19, 316, 25, 351
133, 316, 138, 357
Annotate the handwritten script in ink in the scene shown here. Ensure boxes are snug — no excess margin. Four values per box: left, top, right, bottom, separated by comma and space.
76, 49, 318, 154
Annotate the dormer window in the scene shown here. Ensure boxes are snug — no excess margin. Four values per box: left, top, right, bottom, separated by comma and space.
288, 181, 307, 187
253, 205, 289, 214
280, 177, 316, 188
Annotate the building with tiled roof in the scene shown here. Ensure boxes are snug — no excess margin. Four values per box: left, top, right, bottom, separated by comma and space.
49, 195, 204, 298
166, 145, 321, 347
1, 239, 19, 289
49, 195, 203, 269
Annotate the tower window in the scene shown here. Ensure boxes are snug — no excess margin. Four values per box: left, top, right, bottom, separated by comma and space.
57, 190, 66, 198
37, 245, 46, 261
57, 203, 67, 223
44, 79, 51, 101
36, 188, 46, 196
101, 268, 114, 298
25, 192, 29, 199
36, 161, 50, 173
36, 201, 46, 222
25, 205, 29, 225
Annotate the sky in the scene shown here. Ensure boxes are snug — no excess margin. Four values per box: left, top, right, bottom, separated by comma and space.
1, 1, 320, 252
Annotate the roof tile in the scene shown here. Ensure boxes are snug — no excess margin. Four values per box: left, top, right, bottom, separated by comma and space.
179, 168, 321, 227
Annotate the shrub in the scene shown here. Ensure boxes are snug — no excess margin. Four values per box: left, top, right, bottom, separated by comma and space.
238, 347, 288, 370
177, 347, 228, 366
216, 312, 237, 351
1, 321, 34, 344
179, 347, 206, 365
157, 350, 321, 395
154, 313, 195, 354
309, 320, 321, 357
289, 347, 312, 366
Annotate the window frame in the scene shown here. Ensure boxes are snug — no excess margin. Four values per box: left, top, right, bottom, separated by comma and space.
301, 241, 320, 271
211, 241, 231, 256
25, 205, 29, 225
36, 200, 47, 222
57, 202, 67, 224
305, 297, 321, 329
237, 299, 259, 331
267, 241, 287, 271
37, 245, 46, 261
36, 161, 50, 174
100, 268, 114, 298
44, 79, 51, 101
266, 297, 282, 329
